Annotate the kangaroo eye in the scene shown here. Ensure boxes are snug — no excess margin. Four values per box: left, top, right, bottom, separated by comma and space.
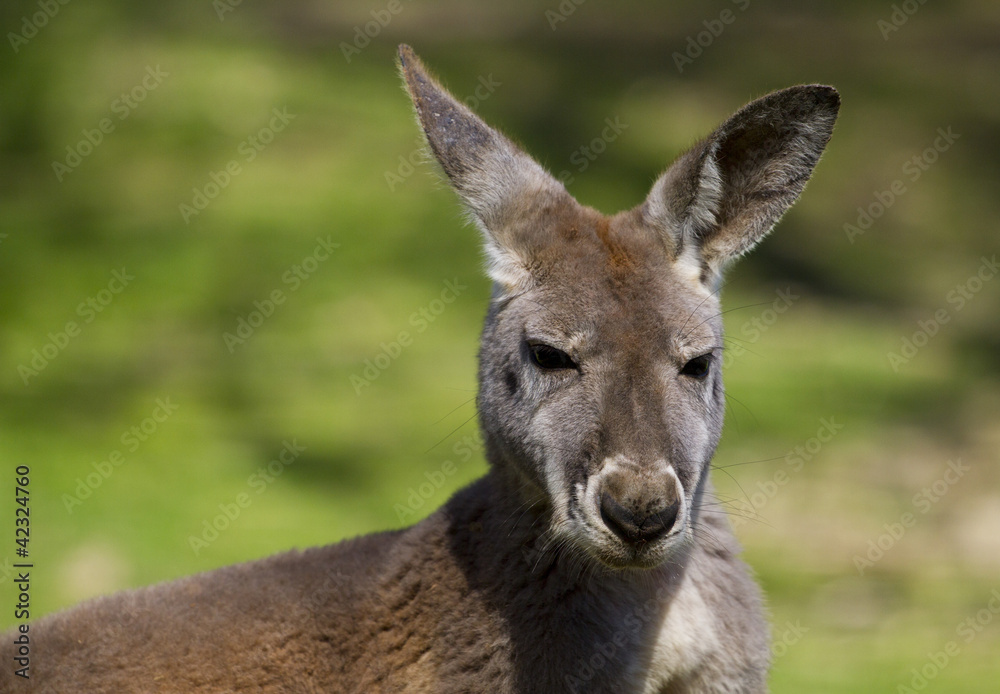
529, 343, 576, 371
680, 353, 712, 379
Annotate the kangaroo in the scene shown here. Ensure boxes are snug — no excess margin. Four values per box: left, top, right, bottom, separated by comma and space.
2, 45, 838, 693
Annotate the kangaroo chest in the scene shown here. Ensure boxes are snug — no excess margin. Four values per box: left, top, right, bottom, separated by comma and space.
641, 573, 720, 692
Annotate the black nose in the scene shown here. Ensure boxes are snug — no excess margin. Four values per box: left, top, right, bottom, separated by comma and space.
600, 492, 679, 545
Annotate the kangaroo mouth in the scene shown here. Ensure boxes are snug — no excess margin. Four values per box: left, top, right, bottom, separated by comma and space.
590, 525, 689, 570
564, 492, 690, 571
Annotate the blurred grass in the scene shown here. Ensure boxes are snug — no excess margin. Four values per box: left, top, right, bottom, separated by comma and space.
1, 1, 999, 691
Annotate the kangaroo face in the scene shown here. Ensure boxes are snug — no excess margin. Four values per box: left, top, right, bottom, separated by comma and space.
477, 206, 726, 568
399, 45, 838, 570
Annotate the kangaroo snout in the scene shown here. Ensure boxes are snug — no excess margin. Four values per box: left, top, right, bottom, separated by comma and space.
598, 461, 684, 546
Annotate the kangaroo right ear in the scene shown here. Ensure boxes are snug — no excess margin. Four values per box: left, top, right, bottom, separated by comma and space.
398, 45, 570, 294
642, 85, 840, 285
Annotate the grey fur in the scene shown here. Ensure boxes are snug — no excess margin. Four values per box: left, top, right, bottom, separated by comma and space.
1, 46, 838, 693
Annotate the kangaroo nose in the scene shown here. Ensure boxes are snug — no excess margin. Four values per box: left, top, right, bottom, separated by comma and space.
600, 491, 679, 545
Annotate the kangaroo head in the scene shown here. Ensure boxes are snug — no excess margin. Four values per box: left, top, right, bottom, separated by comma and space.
399, 45, 838, 570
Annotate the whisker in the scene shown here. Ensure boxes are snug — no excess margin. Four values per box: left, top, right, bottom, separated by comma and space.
712, 454, 786, 470
709, 464, 754, 510
429, 396, 477, 426
681, 301, 775, 342
723, 392, 758, 430
678, 278, 730, 336
423, 411, 478, 454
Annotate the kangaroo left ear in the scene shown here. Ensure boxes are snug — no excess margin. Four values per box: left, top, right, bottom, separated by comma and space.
641, 85, 840, 284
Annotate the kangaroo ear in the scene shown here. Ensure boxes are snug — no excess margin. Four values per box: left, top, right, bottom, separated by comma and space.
398, 44, 569, 294
642, 85, 840, 284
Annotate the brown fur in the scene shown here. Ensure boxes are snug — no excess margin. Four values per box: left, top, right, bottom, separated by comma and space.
0, 46, 838, 693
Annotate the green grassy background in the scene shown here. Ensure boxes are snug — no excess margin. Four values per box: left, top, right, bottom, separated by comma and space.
1, 1, 999, 690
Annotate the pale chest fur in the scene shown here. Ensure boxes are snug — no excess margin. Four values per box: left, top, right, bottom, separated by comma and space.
641, 571, 720, 693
